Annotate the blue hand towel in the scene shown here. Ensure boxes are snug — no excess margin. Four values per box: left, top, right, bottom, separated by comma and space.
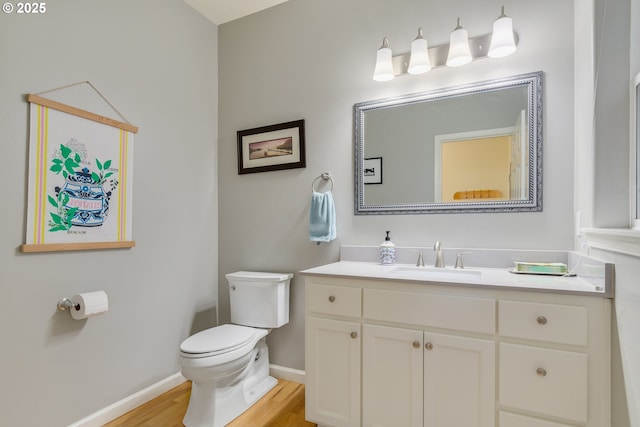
309, 191, 336, 243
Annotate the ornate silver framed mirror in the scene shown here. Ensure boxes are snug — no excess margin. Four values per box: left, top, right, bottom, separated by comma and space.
354, 71, 543, 214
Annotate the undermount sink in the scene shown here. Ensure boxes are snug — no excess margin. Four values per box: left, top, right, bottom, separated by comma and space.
390, 265, 482, 280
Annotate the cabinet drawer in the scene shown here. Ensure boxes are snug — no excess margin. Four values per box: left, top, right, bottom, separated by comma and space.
499, 411, 576, 427
499, 300, 587, 346
307, 284, 361, 317
363, 289, 495, 334
499, 343, 587, 423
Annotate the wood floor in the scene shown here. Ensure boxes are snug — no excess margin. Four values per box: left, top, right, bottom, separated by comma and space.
103, 379, 317, 427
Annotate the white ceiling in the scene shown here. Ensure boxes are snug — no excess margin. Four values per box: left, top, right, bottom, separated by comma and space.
184, 0, 290, 25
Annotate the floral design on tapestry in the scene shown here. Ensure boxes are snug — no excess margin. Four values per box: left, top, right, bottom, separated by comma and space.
48, 140, 119, 231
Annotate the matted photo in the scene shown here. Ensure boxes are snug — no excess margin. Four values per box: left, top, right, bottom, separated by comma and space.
364, 157, 383, 184
237, 119, 306, 174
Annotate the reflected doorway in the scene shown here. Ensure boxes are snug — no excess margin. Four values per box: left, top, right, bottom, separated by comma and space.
433, 110, 527, 203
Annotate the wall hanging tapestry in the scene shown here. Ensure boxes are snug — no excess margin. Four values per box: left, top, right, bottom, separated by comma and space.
21, 83, 138, 253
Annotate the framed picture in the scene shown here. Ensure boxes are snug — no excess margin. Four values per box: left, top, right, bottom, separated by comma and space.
237, 119, 306, 174
364, 157, 383, 184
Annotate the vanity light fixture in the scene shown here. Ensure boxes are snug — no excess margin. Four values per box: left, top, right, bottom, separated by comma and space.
373, 37, 395, 81
372, 6, 517, 81
488, 6, 517, 58
407, 27, 432, 75
446, 18, 473, 67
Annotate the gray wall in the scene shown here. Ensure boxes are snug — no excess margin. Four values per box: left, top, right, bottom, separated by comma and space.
218, 0, 575, 371
0, 1, 218, 426
594, 0, 632, 227
588, 0, 639, 425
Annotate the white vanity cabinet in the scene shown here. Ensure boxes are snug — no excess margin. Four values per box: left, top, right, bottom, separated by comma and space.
362, 289, 496, 427
303, 275, 611, 427
362, 325, 495, 427
497, 299, 609, 427
305, 283, 362, 427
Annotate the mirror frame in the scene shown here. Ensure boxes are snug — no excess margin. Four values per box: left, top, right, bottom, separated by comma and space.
354, 71, 543, 215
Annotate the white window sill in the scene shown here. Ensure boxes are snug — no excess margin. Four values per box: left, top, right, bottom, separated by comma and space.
582, 227, 640, 258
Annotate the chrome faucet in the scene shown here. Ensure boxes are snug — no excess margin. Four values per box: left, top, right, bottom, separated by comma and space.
454, 253, 464, 269
434, 241, 445, 268
416, 251, 425, 267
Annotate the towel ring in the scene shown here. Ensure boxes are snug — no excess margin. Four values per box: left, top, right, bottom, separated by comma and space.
312, 173, 334, 193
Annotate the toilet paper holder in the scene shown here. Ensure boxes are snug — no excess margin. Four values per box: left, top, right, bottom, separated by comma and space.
57, 298, 80, 312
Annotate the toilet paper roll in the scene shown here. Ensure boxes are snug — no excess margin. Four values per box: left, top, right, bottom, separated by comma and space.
70, 291, 109, 320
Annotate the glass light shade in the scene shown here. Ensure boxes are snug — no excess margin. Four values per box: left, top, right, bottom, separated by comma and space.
408, 28, 431, 75
446, 23, 472, 67
488, 14, 516, 58
373, 38, 395, 81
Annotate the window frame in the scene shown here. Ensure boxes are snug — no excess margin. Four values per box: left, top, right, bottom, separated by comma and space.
632, 73, 640, 229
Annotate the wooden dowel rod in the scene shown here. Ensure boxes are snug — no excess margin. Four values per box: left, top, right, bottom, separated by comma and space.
21, 241, 135, 253
27, 94, 138, 133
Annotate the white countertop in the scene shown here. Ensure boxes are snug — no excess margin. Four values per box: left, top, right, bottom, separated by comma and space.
300, 260, 610, 296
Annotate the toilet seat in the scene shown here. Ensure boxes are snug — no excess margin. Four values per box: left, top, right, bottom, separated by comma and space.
180, 324, 259, 358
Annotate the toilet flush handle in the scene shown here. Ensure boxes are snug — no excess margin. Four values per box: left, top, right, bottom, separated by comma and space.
228, 284, 236, 291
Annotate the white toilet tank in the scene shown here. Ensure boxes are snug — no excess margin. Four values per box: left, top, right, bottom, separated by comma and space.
225, 271, 292, 328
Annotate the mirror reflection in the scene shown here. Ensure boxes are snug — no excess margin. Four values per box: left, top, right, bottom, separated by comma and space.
354, 71, 542, 214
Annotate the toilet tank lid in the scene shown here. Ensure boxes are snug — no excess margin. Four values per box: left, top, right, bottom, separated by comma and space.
225, 271, 293, 282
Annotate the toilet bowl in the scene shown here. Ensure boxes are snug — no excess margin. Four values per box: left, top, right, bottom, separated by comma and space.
178, 271, 292, 427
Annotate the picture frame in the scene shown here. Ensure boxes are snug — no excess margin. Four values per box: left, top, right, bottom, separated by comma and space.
237, 119, 306, 174
364, 157, 383, 184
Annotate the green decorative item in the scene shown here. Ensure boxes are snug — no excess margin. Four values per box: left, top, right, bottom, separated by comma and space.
48, 143, 116, 231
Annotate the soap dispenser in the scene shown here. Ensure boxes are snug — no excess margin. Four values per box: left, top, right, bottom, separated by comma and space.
379, 231, 396, 265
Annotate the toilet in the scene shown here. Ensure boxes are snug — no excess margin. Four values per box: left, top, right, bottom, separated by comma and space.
179, 271, 293, 427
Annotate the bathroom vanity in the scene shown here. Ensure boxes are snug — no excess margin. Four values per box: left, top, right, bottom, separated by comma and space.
301, 246, 613, 427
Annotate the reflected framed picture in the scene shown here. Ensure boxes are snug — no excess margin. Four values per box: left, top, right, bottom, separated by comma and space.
364, 157, 382, 184
237, 119, 306, 174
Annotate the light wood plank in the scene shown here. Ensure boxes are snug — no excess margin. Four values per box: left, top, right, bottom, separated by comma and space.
103, 379, 316, 427
104, 381, 191, 427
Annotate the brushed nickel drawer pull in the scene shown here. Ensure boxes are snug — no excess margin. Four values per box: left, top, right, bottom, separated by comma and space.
536, 367, 547, 377
412, 341, 420, 349
425, 342, 434, 350
350, 332, 358, 339
537, 316, 548, 325
328, 295, 336, 302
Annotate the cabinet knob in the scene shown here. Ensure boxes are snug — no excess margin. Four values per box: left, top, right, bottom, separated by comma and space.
536, 367, 547, 377
425, 342, 433, 350
537, 316, 548, 325
350, 332, 358, 339
412, 341, 420, 349
328, 295, 336, 302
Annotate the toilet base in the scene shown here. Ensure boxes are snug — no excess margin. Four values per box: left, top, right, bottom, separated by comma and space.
243, 374, 278, 407
182, 341, 277, 427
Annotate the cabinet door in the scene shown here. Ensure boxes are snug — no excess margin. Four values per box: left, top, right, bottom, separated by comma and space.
363, 324, 423, 427
306, 317, 361, 427
424, 332, 496, 427
499, 411, 577, 427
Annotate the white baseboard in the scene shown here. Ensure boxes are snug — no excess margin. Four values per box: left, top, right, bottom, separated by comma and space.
68, 372, 187, 427
68, 366, 304, 427
269, 364, 305, 384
